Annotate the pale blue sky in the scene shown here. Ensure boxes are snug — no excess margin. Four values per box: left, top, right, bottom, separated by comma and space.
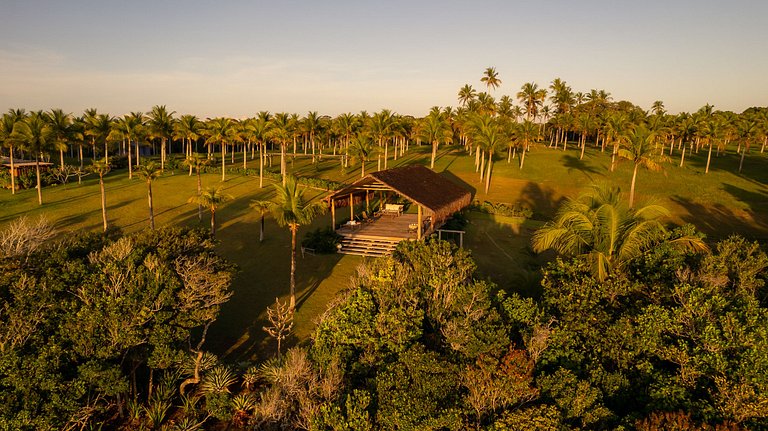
1, 0, 766, 117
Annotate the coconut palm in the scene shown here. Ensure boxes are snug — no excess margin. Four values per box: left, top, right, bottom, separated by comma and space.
516, 120, 540, 170
188, 186, 232, 238
0, 113, 20, 194
618, 125, 664, 208
135, 162, 163, 229
174, 114, 202, 159
471, 114, 506, 193
517, 82, 547, 122
46, 108, 72, 168
458, 84, 477, 107
480, 67, 501, 93
254, 176, 326, 310
91, 158, 111, 232
147, 105, 176, 170
205, 117, 235, 182
419, 108, 453, 170
119, 112, 144, 178
532, 184, 707, 280
347, 133, 377, 177
248, 113, 270, 188
9, 112, 53, 205
267, 113, 292, 185
250, 200, 270, 243
184, 153, 210, 221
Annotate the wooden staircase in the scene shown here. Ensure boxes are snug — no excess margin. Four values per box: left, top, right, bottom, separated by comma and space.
338, 235, 404, 257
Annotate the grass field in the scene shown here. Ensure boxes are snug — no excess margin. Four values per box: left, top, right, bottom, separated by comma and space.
1, 142, 766, 360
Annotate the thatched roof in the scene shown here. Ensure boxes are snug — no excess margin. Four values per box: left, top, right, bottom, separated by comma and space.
329, 165, 472, 224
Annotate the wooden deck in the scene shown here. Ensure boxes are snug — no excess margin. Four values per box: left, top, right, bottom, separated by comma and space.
336, 213, 429, 241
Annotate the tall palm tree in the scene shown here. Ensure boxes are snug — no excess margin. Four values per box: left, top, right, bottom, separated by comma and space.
419, 108, 453, 170
516, 120, 540, 170
651, 100, 666, 116
0, 113, 20, 194
147, 105, 176, 170
91, 158, 111, 232
9, 112, 53, 205
249, 114, 270, 188
135, 162, 163, 229
184, 153, 210, 221
250, 201, 270, 243
532, 184, 706, 281
188, 186, 232, 238
471, 114, 506, 193
618, 125, 664, 208
458, 84, 477, 107
347, 133, 377, 177
480, 67, 501, 93
254, 176, 326, 310
267, 113, 292, 185
46, 108, 72, 168
517, 82, 547, 122
205, 117, 235, 182
174, 114, 202, 159
119, 112, 144, 179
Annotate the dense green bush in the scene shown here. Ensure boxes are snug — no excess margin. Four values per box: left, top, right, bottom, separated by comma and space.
302, 227, 343, 253
470, 200, 534, 218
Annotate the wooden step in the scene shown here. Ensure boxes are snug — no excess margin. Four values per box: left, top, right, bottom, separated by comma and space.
338, 236, 403, 257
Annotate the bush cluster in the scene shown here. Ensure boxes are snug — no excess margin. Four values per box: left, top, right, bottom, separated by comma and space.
470, 200, 534, 218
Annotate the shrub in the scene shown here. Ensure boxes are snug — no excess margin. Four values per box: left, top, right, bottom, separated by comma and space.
302, 227, 343, 254
470, 201, 533, 219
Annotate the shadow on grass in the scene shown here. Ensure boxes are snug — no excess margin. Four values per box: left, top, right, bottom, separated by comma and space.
671, 194, 768, 240
519, 181, 566, 221
562, 154, 602, 180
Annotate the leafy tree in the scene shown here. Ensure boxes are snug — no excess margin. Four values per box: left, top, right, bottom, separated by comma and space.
254, 176, 326, 310
263, 297, 294, 357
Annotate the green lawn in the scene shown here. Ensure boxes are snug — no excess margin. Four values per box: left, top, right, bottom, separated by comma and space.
1, 144, 766, 360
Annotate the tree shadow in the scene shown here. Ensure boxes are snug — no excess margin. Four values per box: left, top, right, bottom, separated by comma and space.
519, 181, 566, 221
670, 194, 768, 240
439, 169, 476, 200
562, 154, 602, 181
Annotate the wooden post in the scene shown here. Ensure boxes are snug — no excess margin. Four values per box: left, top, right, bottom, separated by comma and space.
331, 198, 336, 229
349, 193, 354, 220
417, 205, 422, 240
365, 191, 370, 213
379, 192, 383, 211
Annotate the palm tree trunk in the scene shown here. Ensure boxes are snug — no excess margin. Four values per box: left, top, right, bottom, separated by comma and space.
128, 139, 133, 179
210, 208, 216, 237
705, 143, 713, 174
290, 225, 297, 310
679, 146, 686, 167
161, 139, 165, 171
9, 144, 15, 195
484, 153, 493, 193
59, 148, 65, 168
147, 181, 155, 229
520, 145, 527, 169
100, 175, 107, 232
281, 143, 287, 185
221, 142, 226, 182
430, 140, 438, 169
361, 158, 366, 177
197, 171, 202, 221
35, 156, 42, 205
629, 163, 639, 208
79, 144, 83, 169
739, 146, 747, 173
579, 133, 586, 160
384, 142, 388, 169
259, 142, 264, 188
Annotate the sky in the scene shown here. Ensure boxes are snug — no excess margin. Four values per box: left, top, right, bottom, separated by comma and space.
1, 0, 767, 118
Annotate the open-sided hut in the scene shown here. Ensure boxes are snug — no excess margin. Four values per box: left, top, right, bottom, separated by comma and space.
327, 165, 472, 243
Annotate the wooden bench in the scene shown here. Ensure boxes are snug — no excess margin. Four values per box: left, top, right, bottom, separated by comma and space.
301, 246, 315, 258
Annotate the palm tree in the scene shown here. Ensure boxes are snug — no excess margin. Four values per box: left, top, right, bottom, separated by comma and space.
9, 112, 53, 205
184, 153, 210, 221
188, 186, 232, 238
147, 105, 175, 170
651, 100, 666, 116
174, 114, 202, 159
46, 108, 72, 168
119, 112, 144, 179
347, 133, 377, 177
458, 84, 477, 107
135, 162, 163, 229
480, 67, 501, 93
254, 176, 326, 310
471, 114, 506, 193
419, 108, 453, 170
205, 117, 235, 182
516, 120, 540, 170
532, 184, 707, 281
250, 201, 270, 243
267, 113, 292, 185
618, 125, 664, 208
0, 113, 20, 194
517, 82, 547, 122
91, 158, 111, 232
